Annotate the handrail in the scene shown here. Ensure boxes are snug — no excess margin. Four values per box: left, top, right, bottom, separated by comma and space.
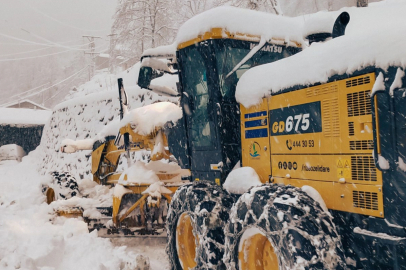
371, 89, 390, 171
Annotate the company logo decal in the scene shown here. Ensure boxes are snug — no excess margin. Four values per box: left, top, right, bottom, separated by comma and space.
302, 164, 330, 173
249, 142, 261, 158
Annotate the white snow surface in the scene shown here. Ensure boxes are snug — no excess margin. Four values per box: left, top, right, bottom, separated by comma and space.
378, 154, 390, 170
236, 1, 406, 107
398, 157, 406, 172
120, 102, 182, 136
371, 72, 386, 96
354, 227, 406, 241
113, 184, 133, 199
0, 108, 51, 126
118, 161, 159, 185
301, 185, 329, 214
0, 150, 138, 270
142, 182, 173, 197
389, 68, 405, 97
142, 44, 176, 58
0, 144, 26, 162
176, 6, 305, 46
141, 58, 173, 73
223, 167, 262, 195
60, 138, 94, 153
302, 11, 339, 37
144, 6, 306, 59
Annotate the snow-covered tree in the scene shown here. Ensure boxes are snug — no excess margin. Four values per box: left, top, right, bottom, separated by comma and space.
111, 0, 177, 65
230, 0, 282, 15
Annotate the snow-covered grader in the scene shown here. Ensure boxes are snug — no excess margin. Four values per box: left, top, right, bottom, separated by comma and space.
135, 5, 406, 270
44, 78, 186, 234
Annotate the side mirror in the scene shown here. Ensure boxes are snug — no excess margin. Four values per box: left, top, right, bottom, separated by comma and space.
137, 66, 163, 89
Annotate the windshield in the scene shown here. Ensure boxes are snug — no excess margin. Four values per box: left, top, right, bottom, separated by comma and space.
215, 39, 298, 102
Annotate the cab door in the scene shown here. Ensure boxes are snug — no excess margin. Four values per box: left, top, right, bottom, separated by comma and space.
179, 45, 222, 183
240, 99, 271, 183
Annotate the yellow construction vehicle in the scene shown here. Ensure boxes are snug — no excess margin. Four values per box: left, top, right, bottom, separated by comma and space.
45, 78, 186, 235
136, 6, 406, 270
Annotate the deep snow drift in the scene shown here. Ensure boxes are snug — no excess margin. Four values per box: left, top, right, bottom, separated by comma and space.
0, 150, 139, 270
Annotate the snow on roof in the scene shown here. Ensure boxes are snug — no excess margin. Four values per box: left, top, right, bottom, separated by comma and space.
175, 6, 305, 45
236, 1, 406, 107
120, 102, 182, 135
142, 6, 307, 58
0, 108, 51, 126
2, 99, 49, 110
142, 44, 177, 58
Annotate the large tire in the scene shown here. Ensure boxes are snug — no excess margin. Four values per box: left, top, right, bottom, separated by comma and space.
46, 172, 80, 200
166, 181, 234, 270
224, 184, 346, 270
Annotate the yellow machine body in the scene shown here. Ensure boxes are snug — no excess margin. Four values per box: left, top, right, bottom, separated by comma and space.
87, 124, 184, 227
241, 73, 384, 218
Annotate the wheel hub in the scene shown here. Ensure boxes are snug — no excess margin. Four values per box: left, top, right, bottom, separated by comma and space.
176, 212, 199, 269
238, 230, 279, 270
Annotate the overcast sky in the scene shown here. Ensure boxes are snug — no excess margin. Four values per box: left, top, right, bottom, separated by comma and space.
0, 0, 117, 55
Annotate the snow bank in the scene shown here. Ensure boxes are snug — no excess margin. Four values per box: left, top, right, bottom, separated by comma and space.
0, 108, 51, 127
120, 102, 182, 136
223, 167, 262, 194
0, 151, 137, 270
236, 2, 406, 107
0, 144, 26, 162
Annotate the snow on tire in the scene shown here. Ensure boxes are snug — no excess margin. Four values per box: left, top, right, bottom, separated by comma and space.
42, 172, 80, 202
223, 184, 346, 270
166, 181, 234, 270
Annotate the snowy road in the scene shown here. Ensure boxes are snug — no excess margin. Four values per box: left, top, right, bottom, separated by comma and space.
0, 151, 169, 270
111, 240, 169, 269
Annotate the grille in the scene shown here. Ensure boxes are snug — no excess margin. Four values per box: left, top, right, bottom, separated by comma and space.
351, 156, 377, 181
306, 84, 338, 97
347, 90, 372, 117
348, 122, 355, 136
353, 191, 378, 210
322, 98, 340, 137
350, 140, 374, 150
346, 76, 371, 88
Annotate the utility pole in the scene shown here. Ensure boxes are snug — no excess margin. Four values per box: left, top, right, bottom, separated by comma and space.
107, 33, 117, 73
83, 35, 102, 80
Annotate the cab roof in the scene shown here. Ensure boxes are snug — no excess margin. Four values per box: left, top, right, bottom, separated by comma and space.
142, 6, 309, 58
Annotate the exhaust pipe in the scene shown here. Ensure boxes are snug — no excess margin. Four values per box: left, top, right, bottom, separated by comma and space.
306, 11, 350, 45
332, 12, 350, 39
